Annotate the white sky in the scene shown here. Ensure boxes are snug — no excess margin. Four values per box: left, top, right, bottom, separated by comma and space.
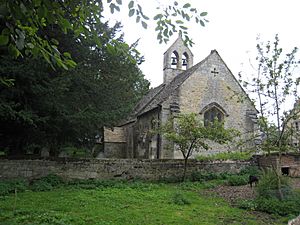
104, 0, 300, 109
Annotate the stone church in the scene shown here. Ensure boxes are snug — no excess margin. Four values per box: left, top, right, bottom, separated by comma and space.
103, 36, 258, 159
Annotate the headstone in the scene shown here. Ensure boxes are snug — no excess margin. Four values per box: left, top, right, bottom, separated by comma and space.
40, 147, 50, 158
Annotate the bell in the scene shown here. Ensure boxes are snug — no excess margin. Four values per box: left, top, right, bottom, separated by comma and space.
171, 57, 177, 65
182, 58, 187, 66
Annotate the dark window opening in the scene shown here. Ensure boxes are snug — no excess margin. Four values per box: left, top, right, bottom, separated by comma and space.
182, 52, 189, 70
171, 51, 179, 69
281, 167, 289, 176
204, 107, 224, 127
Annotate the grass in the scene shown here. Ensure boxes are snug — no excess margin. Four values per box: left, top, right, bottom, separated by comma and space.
0, 181, 285, 225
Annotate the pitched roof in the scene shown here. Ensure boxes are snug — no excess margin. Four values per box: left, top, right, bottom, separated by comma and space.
120, 49, 258, 126
126, 51, 212, 120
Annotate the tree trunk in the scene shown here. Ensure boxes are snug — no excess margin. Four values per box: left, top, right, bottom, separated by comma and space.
182, 157, 188, 182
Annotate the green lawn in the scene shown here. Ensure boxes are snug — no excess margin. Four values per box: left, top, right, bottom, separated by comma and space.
0, 182, 285, 225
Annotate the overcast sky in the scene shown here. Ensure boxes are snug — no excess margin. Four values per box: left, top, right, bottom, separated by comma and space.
105, 0, 300, 108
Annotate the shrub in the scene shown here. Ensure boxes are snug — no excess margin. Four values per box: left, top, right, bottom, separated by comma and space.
171, 192, 191, 205
227, 175, 248, 186
196, 151, 253, 161
0, 179, 28, 196
256, 169, 292, 199
236, 199, 257, 211
255, 196, 300, 216
239, 166, 262, 176
190, 171, 221, 182
30, 174, 64, 192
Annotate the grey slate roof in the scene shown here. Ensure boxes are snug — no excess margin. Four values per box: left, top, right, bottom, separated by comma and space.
127, 51, 213, 119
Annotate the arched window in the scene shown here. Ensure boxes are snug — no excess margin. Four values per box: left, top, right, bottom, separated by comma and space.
204, 107, 224, 126
171, 51, 179, 69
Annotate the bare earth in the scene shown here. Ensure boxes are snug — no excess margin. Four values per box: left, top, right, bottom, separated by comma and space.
205, 178, 300, 204
201, 178, 300, 225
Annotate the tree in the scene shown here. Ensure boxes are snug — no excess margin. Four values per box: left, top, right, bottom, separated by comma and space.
158, 113, 237, 181
0, 20, 149, 156
0, 0, 208, 71
240, 34, 300, 199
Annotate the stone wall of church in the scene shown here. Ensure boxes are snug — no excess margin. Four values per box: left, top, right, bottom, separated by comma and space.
178, 51, 257, 154
0, 159, 254, 181
134, 109, 160, 159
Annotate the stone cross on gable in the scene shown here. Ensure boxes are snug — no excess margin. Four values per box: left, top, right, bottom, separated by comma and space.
211, 68, 219, 75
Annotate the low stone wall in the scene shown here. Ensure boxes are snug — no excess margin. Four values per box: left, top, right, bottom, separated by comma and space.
0, 158, 254, 181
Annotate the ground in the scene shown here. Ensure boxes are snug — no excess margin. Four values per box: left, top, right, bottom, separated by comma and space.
205, 178, 300, 204
202, 178, 300, 224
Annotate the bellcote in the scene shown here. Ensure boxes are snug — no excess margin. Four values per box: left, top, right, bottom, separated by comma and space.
163, 35, 193, 83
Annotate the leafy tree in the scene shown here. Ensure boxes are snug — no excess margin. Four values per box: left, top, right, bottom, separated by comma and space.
0, 20, 149, 156
158, 113, 238, 181
0, 0, 208, 71
240, 34, 300, 199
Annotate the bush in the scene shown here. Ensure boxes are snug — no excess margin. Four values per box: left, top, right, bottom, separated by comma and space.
190, 171, 221, 182
196, 151, 253, 161
0, 179, 28, 196
256, 169, 292, 199
255, 196, 300, 216
239, 166, 262, 176
30, 174, 64, 192
227, 175, 248, 186
171, 192, 191, 205
236, 199, 257, 211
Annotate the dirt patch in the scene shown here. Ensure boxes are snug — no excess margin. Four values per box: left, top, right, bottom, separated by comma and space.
204, 178, 300, 204
205, 184, 256, 204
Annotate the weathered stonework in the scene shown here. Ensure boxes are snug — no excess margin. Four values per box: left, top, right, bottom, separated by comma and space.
0, 159, 254, 181
257, 153, 300, 177
103, 36, 258, 159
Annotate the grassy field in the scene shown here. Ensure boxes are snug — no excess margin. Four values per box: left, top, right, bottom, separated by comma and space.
0, 181, 286, 225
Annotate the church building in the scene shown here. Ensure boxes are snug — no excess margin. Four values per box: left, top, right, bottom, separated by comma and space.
103, 36, 258, 159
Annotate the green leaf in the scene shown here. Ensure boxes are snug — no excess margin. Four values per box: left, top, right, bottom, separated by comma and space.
128, 1, 134, 9
136, 16, 140, 23
175, 20, 183, 24
141, 21, 147, 29
179, 26, 188, 30
0, 35, 9, 46
153, 14, 163, 20
116, 0, 122, 5
63, 52, 72, 58
8, 44, 20, 58
174, 1, 178, 6
200, 12, 208, 16
200, 20, 205, 27
129, 9, 135, 17
183, 3, 191, 8
142, 14, 149, 20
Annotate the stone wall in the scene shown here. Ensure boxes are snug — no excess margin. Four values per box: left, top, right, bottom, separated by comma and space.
257, 153, 300, 177
0, 159, 254, 181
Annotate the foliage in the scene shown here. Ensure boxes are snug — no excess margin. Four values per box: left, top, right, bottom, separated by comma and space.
239, 166, 262, 176
240, 34, 299, 154
30, 174, 64, 192
171, 192, 191, 205
255, 169, 292, 199
158, 113, 238, 180
190, 171, 223, 182
226, 175, 248, 186
0, 179, 28, 195
0, 20, 149, 156
0, 180, 284, 224
196, 150, 254, 161
239, 34, 300, 200
0, 0, 208, 70
254, 196, 300, 216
